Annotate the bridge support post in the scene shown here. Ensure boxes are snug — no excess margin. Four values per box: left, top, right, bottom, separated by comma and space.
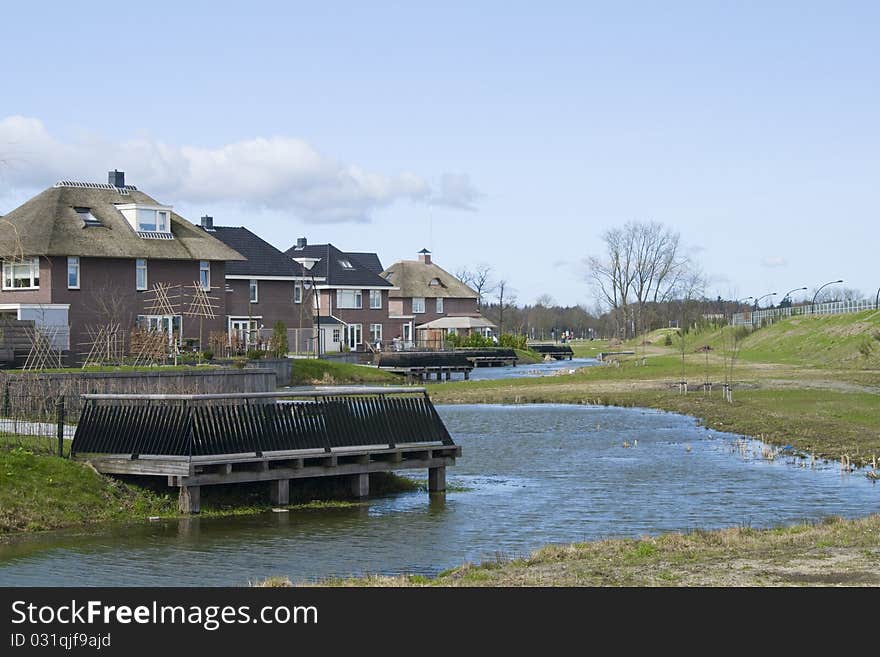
270, 479, 290, 506
464, 370, 470, 380
350, 473, 370, 498
428, 466, 446, 493
178, 485, 201, 514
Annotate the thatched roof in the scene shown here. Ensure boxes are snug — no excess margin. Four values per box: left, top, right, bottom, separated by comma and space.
381, 260, 478, 299
0, 184, 244, 261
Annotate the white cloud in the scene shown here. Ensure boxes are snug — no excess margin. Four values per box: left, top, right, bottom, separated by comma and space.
761, 256, 787, 268
0, 116, 480, 223
429, 173, 484, 211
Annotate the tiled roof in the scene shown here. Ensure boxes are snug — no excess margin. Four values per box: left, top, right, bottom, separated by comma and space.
285, 242, 392, 287
207, 226, 304, 277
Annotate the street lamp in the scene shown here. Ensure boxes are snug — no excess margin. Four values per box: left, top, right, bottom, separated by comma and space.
294, 257, 322, 357
780, 286, 807, 306
753, 292, 777, 310
811, 279, 843, 313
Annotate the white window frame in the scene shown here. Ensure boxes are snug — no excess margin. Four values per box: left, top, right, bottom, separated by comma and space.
436, 297, 444, 313
2, 257, 40, 290
116, 203, 174, 235
346, 323, 363, 349
369, 289, 382, 309
336, 289, 363, 309
332, 328, 341, 343
199, 261, 211, 290
249, 279, 258, 303
294, 282, 303, 304
137, 314, 182, 345
136, 259, 148, 291
412, 297, 425, 314
228, 317, 260, 347
67, 256, 80, 290
369, 323, 383, 343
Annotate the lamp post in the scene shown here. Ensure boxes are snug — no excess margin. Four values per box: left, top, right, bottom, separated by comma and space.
875, 286, 880, 310
753, 292, 777, 310
294, 257, 322, 357
811, 279, 843, 314
780, 286, 807, 307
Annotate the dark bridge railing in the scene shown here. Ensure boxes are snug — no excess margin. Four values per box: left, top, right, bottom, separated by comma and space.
71, 387, 454, 459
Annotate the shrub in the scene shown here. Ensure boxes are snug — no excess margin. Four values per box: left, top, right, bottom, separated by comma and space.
663, 333, 673, 346
246, 349, 264, 360
268, 321, 289, 358
200, 351, 213, 362
858, 338, 873, 359
498, 333, 527, 350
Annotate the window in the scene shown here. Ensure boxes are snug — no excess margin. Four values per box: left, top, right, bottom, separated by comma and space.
136, 259, 148, 291
67, 257, 80, 289
436, 297, 444, 313
74, 207, 102, 226
336, 289, 362, 309
369, 323, 383, 343
199, 261, 211, 290
369, 289, 382, 309
429, 278, 442, 287
412, 297, 425, 313
332, 328, 341, 343
135, 208, 169, 232
2, 257, 40, 290
136, 314, 182, 345
338, 259, 354, 269
249, 279, 258, 303
294, 282, 303, 304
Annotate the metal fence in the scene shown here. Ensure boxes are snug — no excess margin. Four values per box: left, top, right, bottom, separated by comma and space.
0, 392, 75, 456
71, 387, 454, 458
731, 299, 879, 327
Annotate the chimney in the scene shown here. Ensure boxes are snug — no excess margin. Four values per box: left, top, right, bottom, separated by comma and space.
418, 248, 431, 265
296, 237, 307, 249
108, 169, 125, 187
201, 215, 214, 230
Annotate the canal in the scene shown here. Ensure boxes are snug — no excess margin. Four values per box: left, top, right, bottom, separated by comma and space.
0, 404, 876, 586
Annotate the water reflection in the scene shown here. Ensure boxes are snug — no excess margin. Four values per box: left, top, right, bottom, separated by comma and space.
0, 404, 876, 586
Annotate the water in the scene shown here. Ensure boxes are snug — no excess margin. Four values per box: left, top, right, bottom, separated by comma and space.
0, 404, 876, 586
467, 357, 598, 381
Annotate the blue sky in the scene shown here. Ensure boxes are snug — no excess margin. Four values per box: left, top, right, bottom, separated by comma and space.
1, 1, 877, 307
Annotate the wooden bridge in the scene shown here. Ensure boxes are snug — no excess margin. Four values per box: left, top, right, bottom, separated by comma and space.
71, 387, 460, 513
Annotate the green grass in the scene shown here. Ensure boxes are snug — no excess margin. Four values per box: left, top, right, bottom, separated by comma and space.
290, 359, 400, 385
513, 348, 543, 364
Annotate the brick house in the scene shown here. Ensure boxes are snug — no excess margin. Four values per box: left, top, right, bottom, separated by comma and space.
381, 249, 495, 348
285, 239, 395, 353
200, 218, 317, 352
0, 171, 244, 362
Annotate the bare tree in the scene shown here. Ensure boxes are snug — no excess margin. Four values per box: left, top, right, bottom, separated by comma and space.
495, 279, 517, 335
456, 263, 495, 309
587, 220, 694, 338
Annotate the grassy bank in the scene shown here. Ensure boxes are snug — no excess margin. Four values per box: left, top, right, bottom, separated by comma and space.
290, 359, 399, 385
287, 514, 880, 587
0, 449, 420, 534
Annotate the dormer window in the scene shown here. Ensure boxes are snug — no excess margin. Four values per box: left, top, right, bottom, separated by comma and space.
74, 207, 102, 227
428, 278, 443, 287
116, 203, 174, 239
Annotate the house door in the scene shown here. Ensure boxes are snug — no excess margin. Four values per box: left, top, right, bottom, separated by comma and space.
229, 319, 258, 347
402, 322, 413, 348
346, 323, 362, 350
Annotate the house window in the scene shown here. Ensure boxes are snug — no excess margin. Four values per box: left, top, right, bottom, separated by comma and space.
74, 207, 102, 226
429, 278, 442, 287
2, 257, 40, 290
369, 289, 382, 309
136, 314, 182, 345
412, 297, 425, 313
249, 279, 258, 303
67, 257, 80, 289
294, 282, 303, 304
336, 289, 362, 309
436, 297, 444, 313
199, 261, 211, 290
369, 323, 383, 343
136, 259, 148, 291
136, 209, 169, 232
332, 328, 341, 343
338, 259, 354, 269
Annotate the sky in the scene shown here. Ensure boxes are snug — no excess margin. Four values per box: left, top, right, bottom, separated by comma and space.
1, 1, 878, 308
